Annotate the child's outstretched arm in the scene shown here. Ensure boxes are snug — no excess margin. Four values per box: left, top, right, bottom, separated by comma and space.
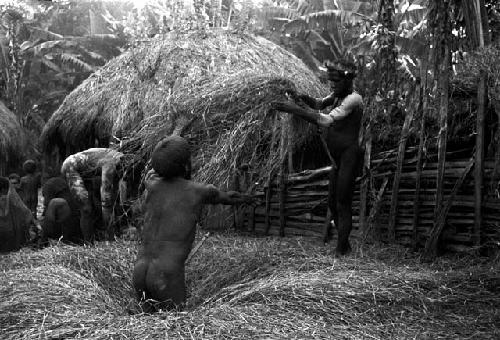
201, 184, 256, 206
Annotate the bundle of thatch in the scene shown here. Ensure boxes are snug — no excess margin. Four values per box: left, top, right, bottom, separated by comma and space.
40, 30, 328, 186
0, 100, 26, 175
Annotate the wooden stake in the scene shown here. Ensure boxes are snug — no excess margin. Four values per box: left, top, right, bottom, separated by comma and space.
186, 232, 210, 264
412, 79, 426, 251
264, 114, 279, 235
359, 109, 372, 233
363, 177, 389, 242
423, 158, 474, 261
474, 72, 487, 246
388, 108, 414, 242
278, 114, 288, 237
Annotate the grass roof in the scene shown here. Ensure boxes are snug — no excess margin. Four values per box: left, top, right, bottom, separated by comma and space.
40, 29, 328, 186
0, 100, 25, 172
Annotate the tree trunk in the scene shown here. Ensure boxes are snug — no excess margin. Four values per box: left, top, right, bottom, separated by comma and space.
472, 0, 490, 247
432, 1, 452, 252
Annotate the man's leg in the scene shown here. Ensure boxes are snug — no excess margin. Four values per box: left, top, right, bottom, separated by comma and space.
323, 165, 338, 243
65, 169, 94, 243
335, 145, 363, 255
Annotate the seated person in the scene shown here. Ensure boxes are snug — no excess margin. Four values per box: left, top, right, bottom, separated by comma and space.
0, 176, 33, 253
41, 177, 83, 244
133, 136, 254, 312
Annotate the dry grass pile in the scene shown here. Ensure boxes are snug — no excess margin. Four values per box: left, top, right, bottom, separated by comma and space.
0, 241, 137, 308
1, 233, 499, 339
0, 265, 121, 339
0, 100, 25, 170
40, 30, 328, 186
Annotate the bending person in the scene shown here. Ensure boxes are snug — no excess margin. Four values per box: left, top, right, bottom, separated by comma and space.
61, 148, 127, 242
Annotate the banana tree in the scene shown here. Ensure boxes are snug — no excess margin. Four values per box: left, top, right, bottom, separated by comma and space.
255, 0, 428, 78
0, 1, 126, 133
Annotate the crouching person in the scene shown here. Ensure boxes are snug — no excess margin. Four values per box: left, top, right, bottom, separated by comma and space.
133, 136, 254, 312
61, 148, 127, 242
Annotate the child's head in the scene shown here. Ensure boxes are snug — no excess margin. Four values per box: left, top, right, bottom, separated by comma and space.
23, 159, 37, 174
8, 173, 20, 188
152, 136, 191, 179
42, 177, 69, 201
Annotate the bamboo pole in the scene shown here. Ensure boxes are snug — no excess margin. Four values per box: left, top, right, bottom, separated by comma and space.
287, 116, 294, 173
423, 158, 474, 261
412, 76, 426, 250
359, 107, 372, 233
278, 114, 288, 237
490, 99, 500, 196
474, 72, 487, 246
388, 107, 414, 242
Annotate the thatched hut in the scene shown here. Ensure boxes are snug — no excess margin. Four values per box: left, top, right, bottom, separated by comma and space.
0, 100, 26, 176
41, 29, 329, 188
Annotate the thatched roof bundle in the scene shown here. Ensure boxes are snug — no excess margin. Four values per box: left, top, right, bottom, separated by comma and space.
41, 30, 328, 186
0, 100, 25, 173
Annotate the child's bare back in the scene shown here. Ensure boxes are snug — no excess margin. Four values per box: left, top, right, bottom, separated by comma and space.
133, 136, 253, 312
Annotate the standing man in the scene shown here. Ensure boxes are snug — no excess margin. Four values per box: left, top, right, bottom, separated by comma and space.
272, 60, 364, 256
61, 148, 127, 242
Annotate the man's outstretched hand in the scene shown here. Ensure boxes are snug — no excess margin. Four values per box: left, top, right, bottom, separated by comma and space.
271, 101, 301, 113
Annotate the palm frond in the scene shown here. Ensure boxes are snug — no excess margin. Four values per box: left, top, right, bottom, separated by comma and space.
28, 26, 63, 41
60, 53, 95, 72
282, 19, 309, 37
39, 55, 62, 73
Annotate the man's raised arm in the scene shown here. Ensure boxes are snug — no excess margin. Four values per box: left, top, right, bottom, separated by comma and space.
297, 93, 336, 110
271, 101, 334, 127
